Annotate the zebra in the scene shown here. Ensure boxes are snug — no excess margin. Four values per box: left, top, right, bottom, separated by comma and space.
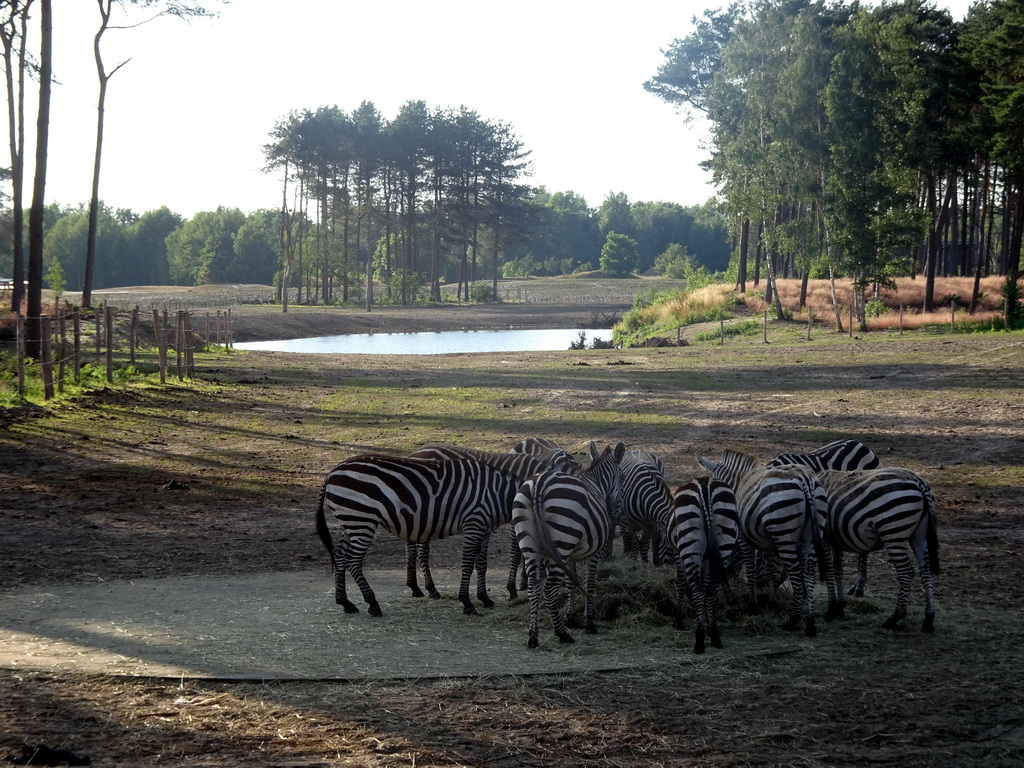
619, 448, 674, 565
668, 476, 740, 654
505, 438, 583, 597
767, 439, 881, 596
696, 450, 836, 637
314, 454, 522, 617
405, 444, 578, 602
511, 441, 626, 648
817, 468, 940, 632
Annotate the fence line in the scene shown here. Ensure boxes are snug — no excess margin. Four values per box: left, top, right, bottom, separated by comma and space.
11, 305, 234, 401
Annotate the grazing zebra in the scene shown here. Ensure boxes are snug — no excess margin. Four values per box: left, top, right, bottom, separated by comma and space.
668, 476, 740, 654
512, 441, 626, 648
509, 437, 580, 465
696, 450, 835, 637
405, 445, 577, 601
767, 439, 881, 597
315, 455, 521, 617
817, 468, 940, 632
619, 449, 674, 565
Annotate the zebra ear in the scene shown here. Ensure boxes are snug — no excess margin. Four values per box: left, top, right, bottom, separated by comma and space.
695, 453, 717, 473
588, 441, 600, 460
613, 442, 626, 462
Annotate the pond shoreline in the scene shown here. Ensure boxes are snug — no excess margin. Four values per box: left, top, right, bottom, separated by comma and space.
227, 302, 628, 343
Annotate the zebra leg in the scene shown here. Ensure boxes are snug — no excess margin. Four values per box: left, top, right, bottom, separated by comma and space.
507, 527, 523, 600
824, 545, 847, 621
913, 539, 937, 633
802, 544, 817, 638
673, 560, 688, 630
848, 552, 869, 597
690, 576, 707, 654
457, 526, 487, 615
474, 534, 494, 609
416, 541, 441, 600
526, 558, 543, 648
882, 544, 913, 630
405, 542, 424, 598
707, 580, 723, 650
545, 566, 575, 644
741, 540, 759, 613
344, 536, 382, 617
584, 559, 598, 635
332, 546, 359, 614
777, 547, 806, 633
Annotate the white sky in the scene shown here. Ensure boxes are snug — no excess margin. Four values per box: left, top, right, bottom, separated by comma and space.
30, 0, 977, 219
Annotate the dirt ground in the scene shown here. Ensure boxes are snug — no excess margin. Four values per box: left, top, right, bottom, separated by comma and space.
1, 301, 1023, 767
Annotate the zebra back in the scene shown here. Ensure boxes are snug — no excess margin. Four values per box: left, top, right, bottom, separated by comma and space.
767, 439, 881, 471
818, 467, 940, 575
319, 454, 520, 545
695, 449, 758, 490
410, 444, 577, 478
510, 437, 581, 471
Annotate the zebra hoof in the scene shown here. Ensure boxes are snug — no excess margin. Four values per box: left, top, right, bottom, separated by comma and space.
557, 631, 576, 644
478, 594, 495, 609
585, 621, 597, 635
462, 603, 479, 615
506, 588, 518, 601
428, 590, 441, 600
824, 601, 845, 622
408, 587, 425, 598
528, 635, 539, 649
922, 615, 935, 633
805, 618, 817, 638
339, 598, 359, 614
882, 615, 902, 630
693, 641, 706, 655
848, 585, 865, 597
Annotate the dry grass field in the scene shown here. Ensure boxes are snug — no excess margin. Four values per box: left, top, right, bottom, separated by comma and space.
1, 299, 1022, 766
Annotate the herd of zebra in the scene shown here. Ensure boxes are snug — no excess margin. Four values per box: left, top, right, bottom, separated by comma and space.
315, 437, 940, 653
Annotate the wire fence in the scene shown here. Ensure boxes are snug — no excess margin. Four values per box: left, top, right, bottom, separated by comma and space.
11, 305, 236, 401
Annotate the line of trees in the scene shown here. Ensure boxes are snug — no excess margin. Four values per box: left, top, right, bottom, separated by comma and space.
646, 0, 1024, 330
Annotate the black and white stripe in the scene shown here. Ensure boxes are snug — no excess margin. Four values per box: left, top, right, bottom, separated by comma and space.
511, 442, 625, 648
767, 439, 881, 596
668, 476, 740, 653
697, 450, 834, 637
405, 444, 576, 601
620, 449, 674, 564
315, 454, 520, 617
767, 439, 881, 472
817, 468, 940, 632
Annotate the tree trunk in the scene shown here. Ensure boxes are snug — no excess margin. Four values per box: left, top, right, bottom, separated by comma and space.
26, 0, 50, 361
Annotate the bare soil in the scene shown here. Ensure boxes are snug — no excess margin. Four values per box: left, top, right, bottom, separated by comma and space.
1, 302, 1023, 767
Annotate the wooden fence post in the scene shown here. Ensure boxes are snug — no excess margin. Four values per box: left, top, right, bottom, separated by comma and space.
57, 313, 67, 394
153, 309, 166, 384
130, 306, 139, 364
16, 314, 25, 400
41, 315, 53, 400
73, 308, 81, 381
763, 308, 768, 343
105, 305, 114, 384
185, 312, 195, 378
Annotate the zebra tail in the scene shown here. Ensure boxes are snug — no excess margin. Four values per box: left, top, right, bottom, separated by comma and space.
701, 495, 727, 584
531, 481, 589, 596
803, 478, 828, 582
314, 482, 336, 573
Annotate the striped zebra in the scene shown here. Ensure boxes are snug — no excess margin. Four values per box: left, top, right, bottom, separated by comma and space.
668, 476, 740, 654
511, 441, 626, 648
619, 449, 674, 565
506, 438, 583, 596
817, 468, 940, 632
405, 444, 577, 602
767, 439, 881, 597
697, 450, 836, 637
314, 454, 521, 617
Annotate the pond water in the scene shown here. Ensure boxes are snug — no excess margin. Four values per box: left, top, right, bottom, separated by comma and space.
233, 327, 612, 355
